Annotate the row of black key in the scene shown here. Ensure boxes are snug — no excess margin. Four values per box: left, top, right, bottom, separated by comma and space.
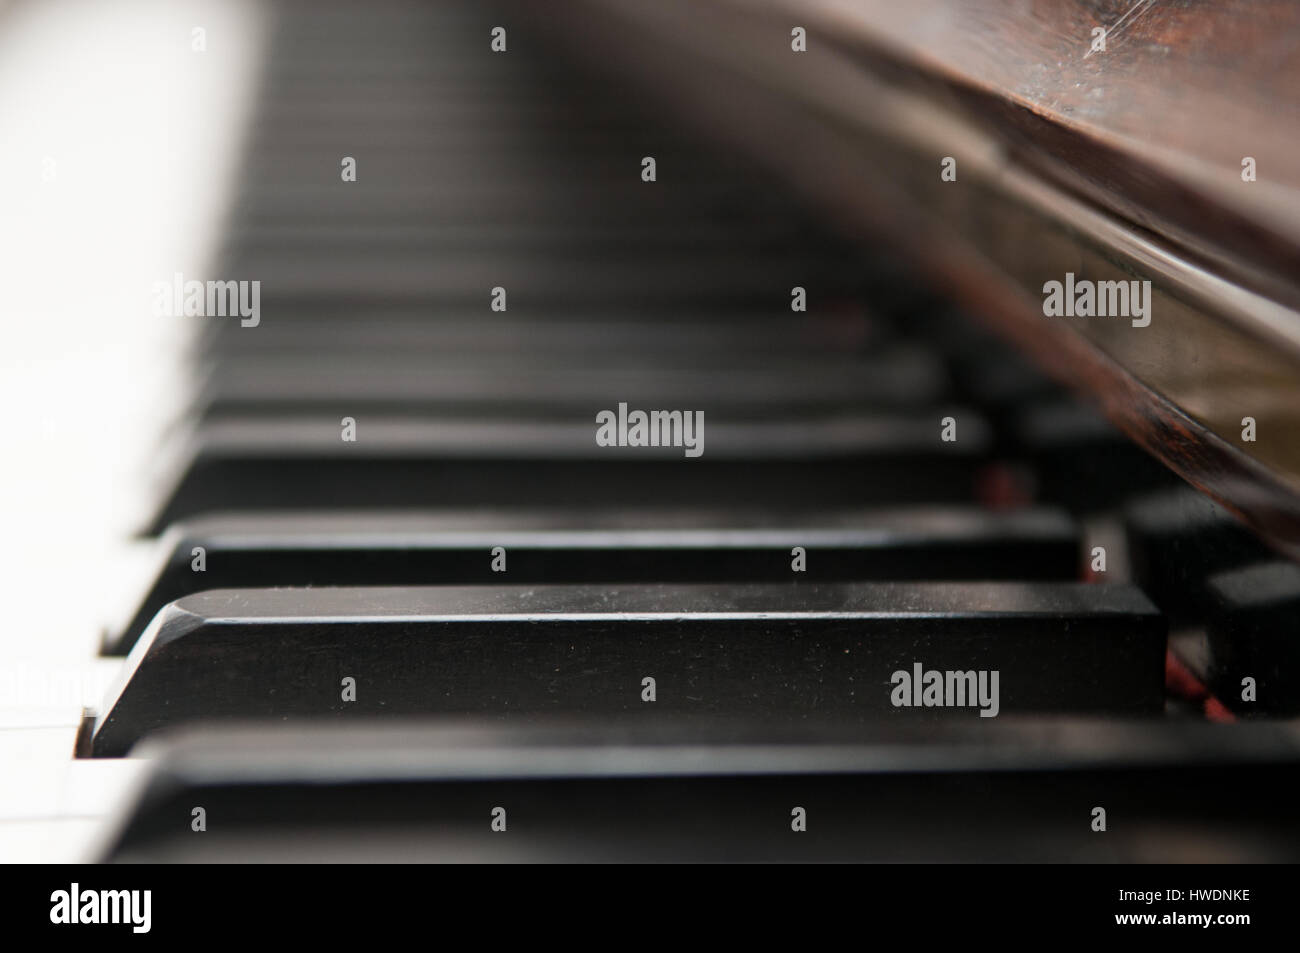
87, 0, 1300, 861
99, 0, 1176, 757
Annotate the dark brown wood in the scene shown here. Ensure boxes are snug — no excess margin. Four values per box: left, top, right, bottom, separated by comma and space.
781, 0, 1300, 249
531, 0, 1300, 555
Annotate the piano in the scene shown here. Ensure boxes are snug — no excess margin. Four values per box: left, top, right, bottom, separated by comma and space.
3, 0, 1300, 866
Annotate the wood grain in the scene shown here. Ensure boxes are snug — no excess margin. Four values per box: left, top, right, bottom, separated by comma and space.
533, 0, 1300, 554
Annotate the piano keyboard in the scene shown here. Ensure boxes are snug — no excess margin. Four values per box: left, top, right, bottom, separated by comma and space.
4, 0, 1300, 866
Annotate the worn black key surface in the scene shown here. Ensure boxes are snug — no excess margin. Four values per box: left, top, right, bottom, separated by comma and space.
146, 412, 991, 532
91, 582, 1164, 756
193, 345, 947, 418
97, 718, 1300, 862
193, 312, 889, 363
1206, 561, 1300, 715
106, 505, 1080, 655
1125, 488, 1271, 621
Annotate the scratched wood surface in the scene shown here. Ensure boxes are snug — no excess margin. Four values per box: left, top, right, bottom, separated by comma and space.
756, 1, 1300, 215
736, 0, 1300, 309
536, 0, 1300, 553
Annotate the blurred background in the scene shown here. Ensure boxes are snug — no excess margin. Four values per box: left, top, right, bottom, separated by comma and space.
2, 0, 1299, 863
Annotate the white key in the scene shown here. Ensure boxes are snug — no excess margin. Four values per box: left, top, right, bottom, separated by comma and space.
0, 0, 264, 862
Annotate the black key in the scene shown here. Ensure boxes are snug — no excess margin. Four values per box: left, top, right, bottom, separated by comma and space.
194, 313, 890, 363
97, 718, 1300, 862
193, 345, 947, 419
221, 247, 866, 307
955, 351, 1060, 414
104, 505, 1080, 655
1206, 561, 1300, 715
145, 412, 991, 533
91, 582, 1164, 757
1012, 402, 1174, 511
932, 316, 1063, 413
1125, 488, 1270, 621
